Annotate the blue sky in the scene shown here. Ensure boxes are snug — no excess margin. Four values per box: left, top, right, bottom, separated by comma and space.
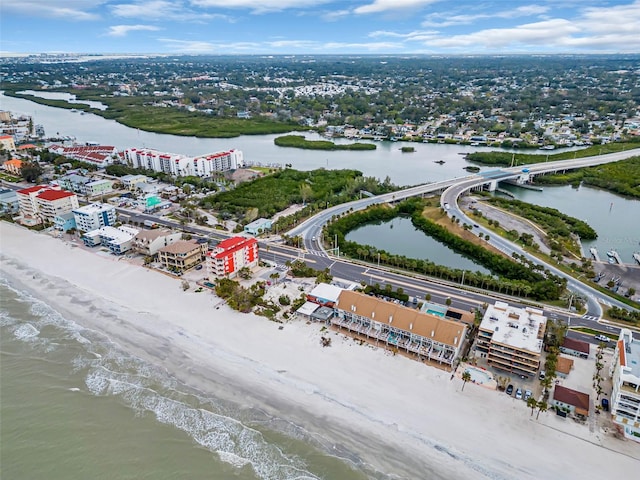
1, 0, 639, 55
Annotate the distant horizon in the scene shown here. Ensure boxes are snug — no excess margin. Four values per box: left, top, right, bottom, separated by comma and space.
1, 1, 639, 56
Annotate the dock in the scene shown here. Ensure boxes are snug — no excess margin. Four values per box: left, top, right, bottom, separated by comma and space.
634, 252, 640, 266
590, 247, 600, 263
607, 249, 622, 265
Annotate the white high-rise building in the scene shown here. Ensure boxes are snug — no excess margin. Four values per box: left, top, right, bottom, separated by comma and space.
609, 329, 640, 442
73, 203, 117, 233
193, 149, 244, 176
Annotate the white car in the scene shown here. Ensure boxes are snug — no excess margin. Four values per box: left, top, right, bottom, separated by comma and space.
594, 334, 609, 342
524, 390, 532, 401
515, 388, 523, 400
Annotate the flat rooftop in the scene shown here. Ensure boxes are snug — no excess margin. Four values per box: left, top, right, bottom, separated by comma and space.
480, 301, 546, 354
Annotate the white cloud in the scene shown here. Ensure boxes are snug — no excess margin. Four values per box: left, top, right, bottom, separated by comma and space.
190, 0, 333, 14
107, 25, 161, 37
1, 0, 105, 20
422, 5, 550, 27
159, 38, 262, 53
354, 0, 440, 15
420, 1, 640, 52
111, 1, 230, 22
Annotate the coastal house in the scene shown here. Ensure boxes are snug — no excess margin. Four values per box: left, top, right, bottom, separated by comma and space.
48, 144, 118, 168
132, 229, 182, 257
609, 329, 640, 442
72, 203, 117, 233
243, 218, 272, 236
475, 301, 547, 378
121, 174, 149, 191
207, 236, 258, 279
560, 337, 590, 359
551, 385, 590, 417
34, 189, 79, 225
332, 290, 467, 367
157, 240, 207, 272
0, 134, 16, 151
306, 283, 344, 308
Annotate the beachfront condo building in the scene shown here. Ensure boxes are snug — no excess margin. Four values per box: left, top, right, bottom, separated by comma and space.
207, 236, 258, 279
475, 301, 547, 378
3, 159, 22, 175
72, 203, 117, 233
17, 186, 79, 226
82, 225, 139, 254
609, 329, 640, 442
0, 134, 16, 151
332, 290, 467, 367
157, 239, 208, 272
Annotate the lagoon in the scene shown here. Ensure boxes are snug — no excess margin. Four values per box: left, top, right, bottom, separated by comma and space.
345, 216, 490, 274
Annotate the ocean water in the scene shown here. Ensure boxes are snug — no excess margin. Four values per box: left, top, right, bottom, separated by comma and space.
0, 279, 369, 480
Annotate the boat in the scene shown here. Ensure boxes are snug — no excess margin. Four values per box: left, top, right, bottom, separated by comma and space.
607, 250, 622, 264
633, 252, 640, 265
589, 247, 600, 262
434, 160, 446, 165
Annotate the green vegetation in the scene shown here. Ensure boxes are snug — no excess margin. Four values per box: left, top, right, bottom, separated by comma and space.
606, 306, 640, 326
214, 278, 266, 313
466, 141, 640, 167
400, 146, 415, 153
484, 197, 597, 240
325, 199, 566, 301
287, 260, 333, 285
5, 90, 308, 138
274, 135, 376, 151
534, 156, 640, 199
363, 284, 409, 302
200, 168, 396, 220
570, 327, 618, 338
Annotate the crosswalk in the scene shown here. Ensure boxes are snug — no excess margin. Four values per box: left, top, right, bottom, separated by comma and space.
582, 314, 600, 321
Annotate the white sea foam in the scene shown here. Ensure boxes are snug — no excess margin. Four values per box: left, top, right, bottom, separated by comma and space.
216, 451, 251, 468
13, 323, 40, 340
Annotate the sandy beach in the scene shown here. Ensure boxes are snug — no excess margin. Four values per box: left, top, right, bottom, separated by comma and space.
1, 221, 638, 479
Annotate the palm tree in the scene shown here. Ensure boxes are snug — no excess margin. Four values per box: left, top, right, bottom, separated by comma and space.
536, 401, 548, 419
461, 370, 471, 391
527, 396, 538, 416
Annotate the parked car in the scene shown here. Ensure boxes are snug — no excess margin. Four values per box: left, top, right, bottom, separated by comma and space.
539, 371, 546, 380
515, 388, 523, 400
595, 334, 610, 343
524, 390, 532, 401
601, 398, 609, 411
195, 264, 203, 270
506, 384, 514, 395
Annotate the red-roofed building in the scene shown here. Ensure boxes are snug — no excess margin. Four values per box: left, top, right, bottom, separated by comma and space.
3, 159, 23, 175
551, 385, 590, 417
560, 337, 590, 359
207, 236, 258, 279
16, 185, 78, 225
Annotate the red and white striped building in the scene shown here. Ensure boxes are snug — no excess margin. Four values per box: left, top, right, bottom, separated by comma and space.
16, 185, 78, 225
207, 236, 258, 279
124, 148, 243, 178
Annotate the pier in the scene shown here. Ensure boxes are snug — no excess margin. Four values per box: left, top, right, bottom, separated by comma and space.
634, 252, 640, 266
590, 247, 600, 263
607, 249, 622, 265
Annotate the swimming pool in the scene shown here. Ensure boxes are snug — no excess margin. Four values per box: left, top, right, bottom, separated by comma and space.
464, 367, 492, 384
426, 309, 445, 317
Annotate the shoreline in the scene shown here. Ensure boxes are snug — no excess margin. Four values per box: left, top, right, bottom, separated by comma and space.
1, 221, 639, 480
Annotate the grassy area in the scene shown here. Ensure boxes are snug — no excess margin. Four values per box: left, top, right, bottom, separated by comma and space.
274, 134, 376, 151
0, 172, 21, 182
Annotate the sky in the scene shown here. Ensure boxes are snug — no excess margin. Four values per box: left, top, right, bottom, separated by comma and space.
1, 0, 640, 56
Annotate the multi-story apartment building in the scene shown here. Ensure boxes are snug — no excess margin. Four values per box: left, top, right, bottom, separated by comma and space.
17, 186, 79, 225
157, 240, 207, 272
124, 148, 243, 178
332, 290, 467, 367
36, 189, 79, 224
609, 329, 640, 442
475, 301, 547, 378
72, 203, 117, 232
207, 236, 258, 279
193, 149, 244, 175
